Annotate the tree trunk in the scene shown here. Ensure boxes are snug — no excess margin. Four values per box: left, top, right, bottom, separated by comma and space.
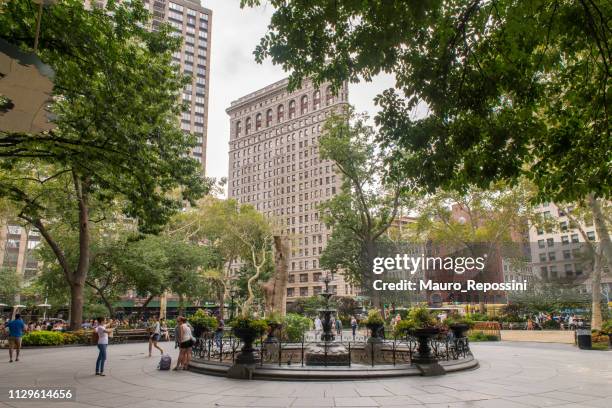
140, 294, 155, 317
364, 238, 381, 309
70, 173, 90, 330
591, 251, 603, 330
69, 281, 84, 330
588, 195, 612, 268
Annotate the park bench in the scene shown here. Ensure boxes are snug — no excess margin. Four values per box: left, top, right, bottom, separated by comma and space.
113, 328, 151, 343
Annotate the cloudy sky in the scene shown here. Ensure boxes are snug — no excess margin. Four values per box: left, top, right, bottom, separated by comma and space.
203, 0, 396, 187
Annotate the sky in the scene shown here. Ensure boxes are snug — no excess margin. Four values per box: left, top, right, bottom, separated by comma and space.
203, 0, 396, 188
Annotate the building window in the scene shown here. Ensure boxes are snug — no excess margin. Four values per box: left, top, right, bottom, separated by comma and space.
313, 286, 322, 296
266, 109, 273, 127
548, 252, 556, 261
313, 272, 321, 282
571, 233, 579, 243
563, 249, 571, 260
287, 288, 295, 297
537, 239, 545, 249
245, 117, 251, 135
539, 253, 547, 262
587, 231, 596, 241
288, 100, 296, 119
299, 273, 308, 283
300, 95, 308, 114
299, 287, 309, 297
255, 113, 262, 131
326, 85, 334, 105
313, 90, 321, 109
235, 121, 241, 137
277, 104, 284, 122
561, 235, 569, 245
547, 238, 554, 247
288, 274, 295, 283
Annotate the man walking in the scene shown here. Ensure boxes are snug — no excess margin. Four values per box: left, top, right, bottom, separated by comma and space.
5, 314, 26, 362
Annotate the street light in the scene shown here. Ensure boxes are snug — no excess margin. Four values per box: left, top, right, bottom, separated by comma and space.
37, 297, 51, 320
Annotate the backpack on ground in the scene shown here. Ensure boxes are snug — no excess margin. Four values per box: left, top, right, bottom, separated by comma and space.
158, 354, 172, 370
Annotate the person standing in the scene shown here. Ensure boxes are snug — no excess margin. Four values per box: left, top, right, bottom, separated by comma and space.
314, 316, 323, 338
6, 314, 26, 363
335, 318, 343, 337
214, 318, 224, 349
350, 316, 358, 339
95, 317, 112, 376
174, 316, 194, 370
148, 317, 165, 357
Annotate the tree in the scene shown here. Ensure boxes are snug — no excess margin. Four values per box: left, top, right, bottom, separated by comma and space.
231, 205, 273, 316
0, 267, 20, 306
318, 110, 415, 308
166, 197, 245, 318
411, 182, 533, 310
556, 201, 612, 329
242, 0, 612, 273
0, 0, 209, 329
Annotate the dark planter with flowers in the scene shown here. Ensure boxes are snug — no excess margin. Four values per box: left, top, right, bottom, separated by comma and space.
231, 317, 268, 365
411, 327, 441, 364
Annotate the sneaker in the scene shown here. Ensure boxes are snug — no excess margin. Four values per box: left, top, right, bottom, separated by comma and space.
95, 372, 100, 376
9, 360, 13, 363
99, 373, 105, 377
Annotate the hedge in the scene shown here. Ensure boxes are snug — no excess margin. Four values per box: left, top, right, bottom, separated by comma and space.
21, 331, 65, 346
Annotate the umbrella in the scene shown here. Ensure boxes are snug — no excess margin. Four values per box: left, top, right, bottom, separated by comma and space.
13, 305, 26, 308
0, 303, 8, 307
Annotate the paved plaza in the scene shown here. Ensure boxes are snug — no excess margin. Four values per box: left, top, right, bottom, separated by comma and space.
0, 341, 610, 408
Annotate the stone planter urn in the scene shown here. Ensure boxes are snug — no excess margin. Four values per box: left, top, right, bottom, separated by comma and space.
366, 323, 384, 343
449, 324, 470, 339
233, 327, 259, 364
264, 322, 282, 344
193, 326, 208, 339
411, 327, 440, 364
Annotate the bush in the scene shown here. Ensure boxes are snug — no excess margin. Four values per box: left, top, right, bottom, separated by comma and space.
445, 315, 475, 328
468, 332, 500, 342
364, 309, 384, 326
601, 320, 612, 335
22, 331, 64, 346
61, 332, 79, 344
393, 320, 416, 337
188, 309, 218, 332
282, 313, 311, 342
230, 316, 268, 337
407, 306, 438, 329
542, 319, 561, 330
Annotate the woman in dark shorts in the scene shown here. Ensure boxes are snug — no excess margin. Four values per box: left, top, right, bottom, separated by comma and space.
148, 317, 165, 357
174, 316, 194, 370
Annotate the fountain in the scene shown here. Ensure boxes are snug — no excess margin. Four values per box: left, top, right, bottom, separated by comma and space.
304, 274, 350, 366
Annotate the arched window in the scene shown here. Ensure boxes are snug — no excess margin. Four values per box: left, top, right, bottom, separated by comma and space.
288, 100, 296, 119
266, 109, 273, 127
245, 117, 251, 135
300, 95, 308, 114
326, 86, 335, 106
313, 90, 321, 110
277, 104, 284, 122
235, 121, 242, 137
255, 113, 262, 131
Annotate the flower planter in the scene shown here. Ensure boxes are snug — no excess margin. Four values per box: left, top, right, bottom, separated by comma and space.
366, 323, 384, 343
193, 326, 209, 339
449, 324, 470, 339
265, 322, 282, 344
411, 327, 440, 364
233, 327, 259, 364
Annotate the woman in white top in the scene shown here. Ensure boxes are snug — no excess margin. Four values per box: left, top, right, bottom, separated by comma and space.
95, 317, 112, 376
174, 316, 194, 370
148, 317, 164, 357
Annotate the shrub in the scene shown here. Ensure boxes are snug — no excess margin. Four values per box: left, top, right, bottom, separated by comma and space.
601, 320, 612, 335
542, 319, 561, 330
393, 320, 416, 337
407, 306, 438, 329
282, 313, 311, 342
166, 319, 176, 328
22, 331, 64, 346
188, 309, 218, 332
468, 332, 500, 342
231, 316, 268, 337
445, 315, 475, 328
265, 311, 283, 326
364, 309, 384, 326
61, 332, 79, 344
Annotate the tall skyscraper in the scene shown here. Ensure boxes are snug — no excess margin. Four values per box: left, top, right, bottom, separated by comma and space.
143, 0, 211, 171
227, 78, 357, 303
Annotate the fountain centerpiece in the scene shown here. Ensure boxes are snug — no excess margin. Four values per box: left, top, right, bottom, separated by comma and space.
305, 274, 350, 366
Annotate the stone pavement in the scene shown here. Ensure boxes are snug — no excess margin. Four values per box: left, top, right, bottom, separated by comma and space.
0, 341, 610, 408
